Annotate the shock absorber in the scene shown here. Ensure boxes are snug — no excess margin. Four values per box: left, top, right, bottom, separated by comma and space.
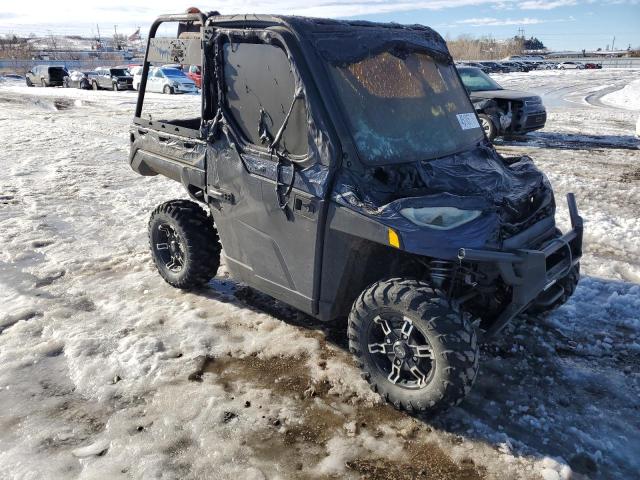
429, 260, 455, 288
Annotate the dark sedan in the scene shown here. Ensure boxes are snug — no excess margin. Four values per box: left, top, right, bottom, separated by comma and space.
457, 66, 546, 140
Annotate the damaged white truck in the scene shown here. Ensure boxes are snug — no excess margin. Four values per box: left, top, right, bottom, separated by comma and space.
128, 11, 583, 413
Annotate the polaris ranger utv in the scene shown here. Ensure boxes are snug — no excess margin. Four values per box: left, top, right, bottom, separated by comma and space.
129, 11, 583, 413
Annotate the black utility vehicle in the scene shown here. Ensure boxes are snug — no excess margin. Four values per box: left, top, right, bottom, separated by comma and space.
26, 65, 68, 87
129, 11, 583, 413
89, 67, 134, 90
458, 66, 547, 140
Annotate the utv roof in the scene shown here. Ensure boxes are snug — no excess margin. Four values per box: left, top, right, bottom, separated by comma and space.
202, 14, 452, 62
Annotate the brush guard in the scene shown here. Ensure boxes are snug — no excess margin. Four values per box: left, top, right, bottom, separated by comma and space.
458, 193, 583, 339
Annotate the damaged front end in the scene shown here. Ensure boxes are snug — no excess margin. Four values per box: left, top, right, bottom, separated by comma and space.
332, 144, 582, 337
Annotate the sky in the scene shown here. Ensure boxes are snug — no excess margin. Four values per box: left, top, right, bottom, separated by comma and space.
0, 0, 639, 51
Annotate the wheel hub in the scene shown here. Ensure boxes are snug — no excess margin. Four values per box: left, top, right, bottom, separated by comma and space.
367, 315, 434, 390
154, 224, 184, 273
392, 341, 408, 360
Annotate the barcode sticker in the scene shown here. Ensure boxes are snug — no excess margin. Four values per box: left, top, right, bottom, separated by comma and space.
456, 113, 480, 130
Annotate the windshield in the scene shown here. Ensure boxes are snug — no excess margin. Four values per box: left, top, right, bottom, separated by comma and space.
162, 68, 187, 78
110, 68, 128, 76
329, 49, 483, 164
457, 67, 503, 92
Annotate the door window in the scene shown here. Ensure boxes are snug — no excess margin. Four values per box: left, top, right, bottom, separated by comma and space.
223, 41, 308, 157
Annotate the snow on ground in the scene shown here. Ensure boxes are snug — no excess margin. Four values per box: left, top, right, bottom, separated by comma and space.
601, 78, 640, 112
0, 69, 639, 480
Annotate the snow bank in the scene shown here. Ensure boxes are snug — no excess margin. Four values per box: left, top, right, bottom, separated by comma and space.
602, 78, 640, 111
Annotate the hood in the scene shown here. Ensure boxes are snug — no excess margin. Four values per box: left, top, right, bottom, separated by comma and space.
332, 146, 554, 256
417, 148, 547, 205
470, 89, 539, 101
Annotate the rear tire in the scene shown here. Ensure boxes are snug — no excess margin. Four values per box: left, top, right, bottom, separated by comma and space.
348, 278, 479, 413
26, 78, 33, 87
92, 81, 98, 91
148, 200, 221, 289
478, 113, 498, 141
41, 78, 47, 88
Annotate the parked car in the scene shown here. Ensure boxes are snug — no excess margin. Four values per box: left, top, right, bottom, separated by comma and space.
497, 61, 522, 72
584, 62, 602, 69
162, 64, 183, 70
512, 61, 534, 72
25, 65, 69, 87
458, 61, 491, 73
63, 71, 92, 89
478, 61, 510, 73
130, 10, 583, 414
457, 66, 546, 140
557, 61, 584, 70
185, 65, 202, 88
89, 67, 134, 91
130, 66, 145, 90
146, 67, 197, 94
1, 73, 24, 80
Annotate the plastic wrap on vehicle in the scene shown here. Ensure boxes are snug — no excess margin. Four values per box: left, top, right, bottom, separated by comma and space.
332, 145, 554, 257
204, 27, 336, 178
280, 16, 451, 65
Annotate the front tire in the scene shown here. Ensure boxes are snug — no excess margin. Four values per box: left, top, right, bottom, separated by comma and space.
112, 82, 118, 91
163, 85, 173, 95
478, 113, 498, 141
92, 81, 98, 90
41, 78, 47, 87
26, 78, 33, 87
148, 200, 221, 289
348, 278, 479, 413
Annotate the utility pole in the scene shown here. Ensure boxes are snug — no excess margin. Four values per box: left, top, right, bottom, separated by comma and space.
114, 24, 118, 50
611, 36, 616, 51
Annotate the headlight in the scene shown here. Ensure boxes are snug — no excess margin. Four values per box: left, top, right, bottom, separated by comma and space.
171, 81, 179, 87
399, 206, 482, 230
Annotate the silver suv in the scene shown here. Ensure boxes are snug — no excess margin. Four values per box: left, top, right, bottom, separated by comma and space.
146, 67, 197, 94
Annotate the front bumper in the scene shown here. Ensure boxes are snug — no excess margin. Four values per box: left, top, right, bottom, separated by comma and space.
173, 84, 197, 93
458, 193, 583, 338
511, 109, 547, 133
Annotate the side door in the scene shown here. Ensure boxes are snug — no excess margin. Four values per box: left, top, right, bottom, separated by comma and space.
148, 68, 163, 92
93, 68, 103, 87
101, 69, 111, 88
207, 34, 330, 314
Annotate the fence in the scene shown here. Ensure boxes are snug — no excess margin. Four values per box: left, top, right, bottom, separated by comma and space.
549, 57, 640, 68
